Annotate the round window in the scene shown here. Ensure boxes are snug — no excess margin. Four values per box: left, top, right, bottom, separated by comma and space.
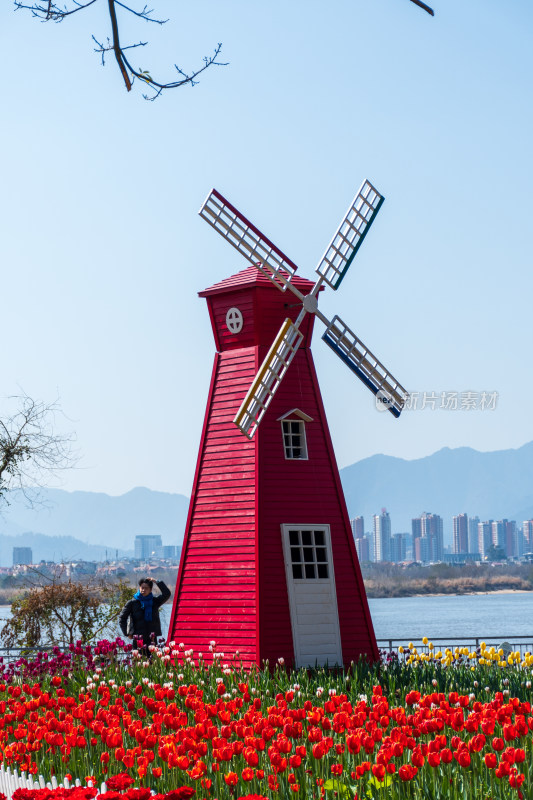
226, 307, 243, 334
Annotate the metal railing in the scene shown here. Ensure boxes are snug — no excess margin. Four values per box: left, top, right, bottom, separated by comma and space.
0, 638, 531, 665
0, 645, 131, 665
377, 635, 533, 655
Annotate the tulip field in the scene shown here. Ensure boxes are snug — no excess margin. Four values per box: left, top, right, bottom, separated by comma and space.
0, 638, 532, 800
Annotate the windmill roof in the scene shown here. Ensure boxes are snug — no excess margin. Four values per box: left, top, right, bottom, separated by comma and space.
199, 265, 316, 297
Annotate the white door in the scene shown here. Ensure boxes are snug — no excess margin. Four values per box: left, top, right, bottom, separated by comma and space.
281, 525, 343, 667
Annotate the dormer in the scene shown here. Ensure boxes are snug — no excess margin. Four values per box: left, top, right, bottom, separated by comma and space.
277, 409, 313, 460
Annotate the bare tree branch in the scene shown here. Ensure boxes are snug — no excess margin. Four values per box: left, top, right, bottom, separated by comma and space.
14, 0, 97, 21
0, 393, 77, 508
409, 0, 434, 15
107, 0, 132, 91
14, 0, 227, 99
16, 0, 432, 99
114, 1, 167, 24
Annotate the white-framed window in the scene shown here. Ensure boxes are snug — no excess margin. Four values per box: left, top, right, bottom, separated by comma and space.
288, 528, 329, 579
281, 419, 307, 460
278, 409, 313, 461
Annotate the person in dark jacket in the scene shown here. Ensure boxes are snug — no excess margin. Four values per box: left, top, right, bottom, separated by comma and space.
119, 577, 171, 651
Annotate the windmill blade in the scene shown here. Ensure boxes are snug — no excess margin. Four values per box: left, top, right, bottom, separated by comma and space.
200, 189, 299, 292
322, 315, 408, 418
234, 318, 304, 438
315, 180, 384, 290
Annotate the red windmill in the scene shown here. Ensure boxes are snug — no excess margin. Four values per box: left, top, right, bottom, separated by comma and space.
168, 181, 408, 668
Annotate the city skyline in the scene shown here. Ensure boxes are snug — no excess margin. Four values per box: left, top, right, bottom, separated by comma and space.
352, 512, 533, 564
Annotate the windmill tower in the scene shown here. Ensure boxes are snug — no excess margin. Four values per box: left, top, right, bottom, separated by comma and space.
168, 181, 408, 668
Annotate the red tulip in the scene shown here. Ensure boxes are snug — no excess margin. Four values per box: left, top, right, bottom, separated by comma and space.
398, 764, 417, 781
311, 742, 325, 759
495, 761, 511, 779
509, 771, 525, 789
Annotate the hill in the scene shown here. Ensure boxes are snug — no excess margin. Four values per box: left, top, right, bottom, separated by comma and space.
0, 531, 132, 566
0, 487, 189, 555
339, 441, 533, 542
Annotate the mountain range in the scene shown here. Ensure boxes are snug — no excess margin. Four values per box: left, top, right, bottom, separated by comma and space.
340, 441, 533, 540
0, 487, 189, 565
0, 531, 132, 566
0, 441, 532, 562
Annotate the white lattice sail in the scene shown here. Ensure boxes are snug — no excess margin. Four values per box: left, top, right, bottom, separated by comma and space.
200, 189, 298, 291
199, 181, 408, 434
322, 315, 408, 417
315, 180, 384, 290
234, 319, 304, 438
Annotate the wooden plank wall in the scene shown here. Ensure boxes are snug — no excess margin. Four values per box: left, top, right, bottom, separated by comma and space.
258, 347, 378, 666
168, 346, 259, 666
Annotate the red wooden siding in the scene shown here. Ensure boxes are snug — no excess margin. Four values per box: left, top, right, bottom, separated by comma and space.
199, 267, 317, 351
168, 346, 259, 666
169, 266, 378, 669
257, 345, 378, 667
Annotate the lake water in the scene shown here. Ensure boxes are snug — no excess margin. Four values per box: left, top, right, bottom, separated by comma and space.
369, 592, 533, 646
1, 593, 532, 650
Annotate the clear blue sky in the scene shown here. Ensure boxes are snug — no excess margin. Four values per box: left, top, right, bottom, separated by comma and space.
1, 0, 531, 498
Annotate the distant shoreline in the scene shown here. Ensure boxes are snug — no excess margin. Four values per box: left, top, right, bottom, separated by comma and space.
407, 588, 531, 598
364, 581, 533, 599
1, 591, 532, 608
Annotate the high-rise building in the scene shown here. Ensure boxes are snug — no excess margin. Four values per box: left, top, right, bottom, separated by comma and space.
504, 521, 516, 558
513, 524, 525, 559
13, 547, 32, 566
412, 520, 420, 560
154, 545, 180, 560
522, 520, 533, 553
351, 516, 365, 540
368, 528, 376, 562
373, 510, 391, 562
487, 519, 516, 558
491, 520, 506, 553
411, 517, 422, 561
390, 532, 409, 563
412, 513, 443, 563
478, 521, 493, 559
424, 513, 444, 562
414, 536, 428, 562
453, 514, 468, 554
354, 536, 370, 562
134, 534, 163, 560
468, 516, 480, 554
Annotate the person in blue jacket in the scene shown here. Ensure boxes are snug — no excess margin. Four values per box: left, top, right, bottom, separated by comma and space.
119, 576, 171, 651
